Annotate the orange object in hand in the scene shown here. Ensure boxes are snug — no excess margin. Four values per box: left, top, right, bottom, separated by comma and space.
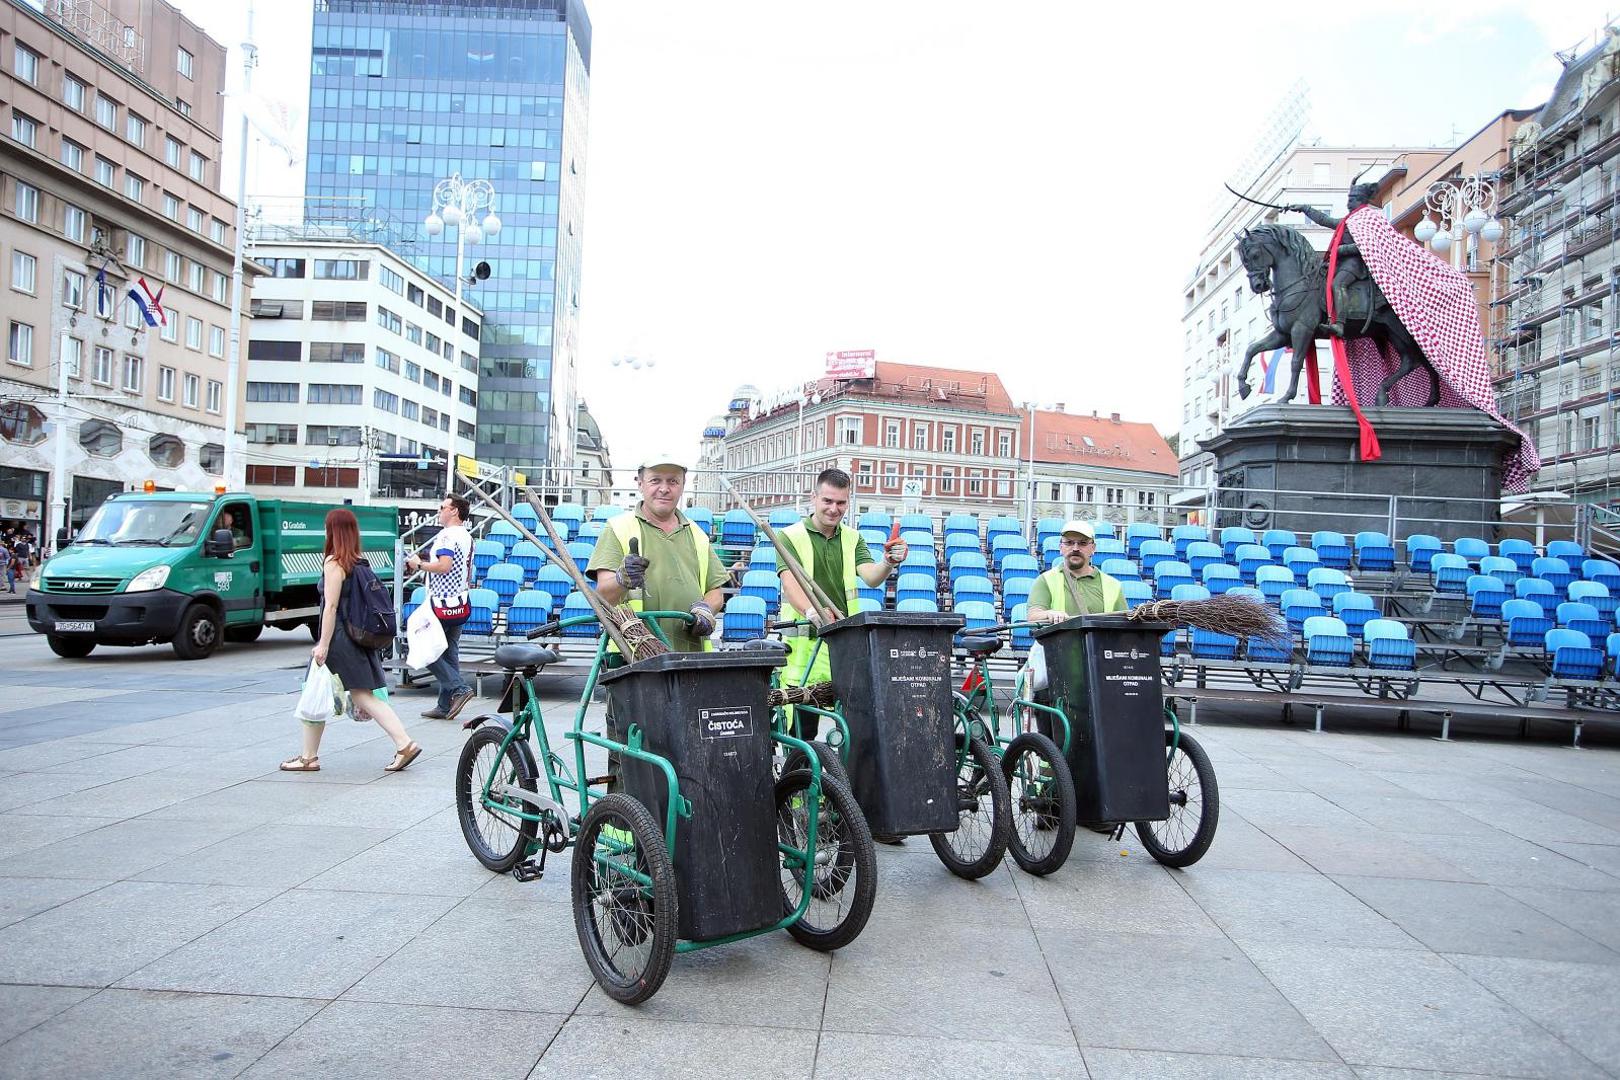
888, 519, 902, 544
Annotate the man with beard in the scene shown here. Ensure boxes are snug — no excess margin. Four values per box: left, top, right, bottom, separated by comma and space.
1027, 519, 1125, 623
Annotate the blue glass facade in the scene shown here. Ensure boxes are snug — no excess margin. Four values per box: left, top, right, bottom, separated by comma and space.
305, 0, 591, 473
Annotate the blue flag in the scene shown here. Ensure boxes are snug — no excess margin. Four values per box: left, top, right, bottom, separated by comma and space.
1261, 348, 1287, 394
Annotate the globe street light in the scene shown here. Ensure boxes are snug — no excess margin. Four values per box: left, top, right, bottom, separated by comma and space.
1412, 174, 1502, 269
423, 173, 500, 491
795, 386, 822, 488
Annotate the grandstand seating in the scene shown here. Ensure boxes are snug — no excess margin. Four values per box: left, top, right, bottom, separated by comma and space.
1001, 553, 1040, 588
1303, 615, 1354, 667
1454, 536, 1490, 567
567, 541, 593, 574
1092, 522, 1117, 541
1154, 560, 1195, 599
552, 503, 584, 540
1501, 598, 1553, 648
1546, 540, 1585, 562
949, 552, 989, 589
1354, 531, 1396, 572
487, 521, 520, 557
402, 586, 425, 625
769, 507, 800, 529
1311, 531, 1353, 570
953, 575, 996, 608
1546, 628, 1604, 680
591, 505, 624, 522
506, 590, 555, 636
856, 597, 882, 613
944, 534, 980, 566
1467, 575, 1510, 620
1569, 580, 1618, 627
740, 570, 780, 609
1262, 529, 1297, 560
578, 521, 604, 542
1282, 546, 1321, 586
1516, 578, 1558, 619
986, 516, 1022, 550
1036, 518, 1063, 549
1202, 563, 1241, 595
1125, 522, 1160, 559
466, 588, 498, 635
508, 541, 545, 584
1185, 541, 1223, 576
471, 539, 503, 581
749, 547, 779, 574
1101, 558, 1141, 583
1256, 565, 1294, 605
1094, 538, 1127, 563
1557, 601, 1609, 641
1171, 524, 1209, 559
1363, 619, 1417, 670
1307, 566, 1351, 604
897, 597, 940, 613
1009, 604, 1034, 650
943, 513, 978, 536
1138, 539, 1175, 575
1532, 557, 1576, 597
482, 563, 524, 608
1479, 555, 1522, 589
1429, 553, 1471, 594
954, 600, 997, 633
721, 509, 756, 547
1220, 526, 1258, 560
858, 584, 885, 610
1120, 580, 1153, 606
1281, 588, 1324, 634
896, 573, 938, 608
858, 510, 890, 532
859, 527, 887, 548
511, 504, 538, 531
1405, 534, 1441, 574
685, 507, 713, 538
722, 595, 768, 643
1498, 538, 1535, 574
1003, 577, 1033, 618
559, 591, 598, 636
534, 566, 573, 613
1235, 544, 1272, 584
991, 534, 1029, 570
1584, 559, 1620, 590
1333, 591, 1377, 637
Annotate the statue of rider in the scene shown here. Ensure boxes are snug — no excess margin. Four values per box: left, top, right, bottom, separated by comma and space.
1285, 180, 1381, 339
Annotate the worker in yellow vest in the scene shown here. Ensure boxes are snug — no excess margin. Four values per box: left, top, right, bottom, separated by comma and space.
1027, 519, 1126, 623
775, 467, 907, 740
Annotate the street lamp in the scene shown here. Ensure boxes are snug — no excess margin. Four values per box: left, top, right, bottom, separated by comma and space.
1413, 174, 1502, 269
1021, 400, 1059, 539
423, 172, 500, 491
794, 386, 822, 491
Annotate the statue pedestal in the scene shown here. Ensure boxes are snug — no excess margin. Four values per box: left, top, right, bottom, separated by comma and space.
1202, 405, 1521, 545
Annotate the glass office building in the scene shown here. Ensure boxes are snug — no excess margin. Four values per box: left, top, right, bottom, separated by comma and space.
305, 0, 591, 476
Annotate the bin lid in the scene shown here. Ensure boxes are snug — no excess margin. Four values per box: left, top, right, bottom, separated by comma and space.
1032, 612, 1169, 641
819, 610, 966, 637
600, 648, 785, 684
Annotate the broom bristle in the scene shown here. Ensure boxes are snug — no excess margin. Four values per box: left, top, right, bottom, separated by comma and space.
1127, 594, 1288, 643
767, 682, 838, 709
602, 605, 671, 662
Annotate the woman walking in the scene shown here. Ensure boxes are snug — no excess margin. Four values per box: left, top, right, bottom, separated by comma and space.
282, 508, 421, 773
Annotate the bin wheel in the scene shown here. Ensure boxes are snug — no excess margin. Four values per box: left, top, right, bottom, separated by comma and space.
928, 734, 1011, 880
571, 792, 677, 1005
1001, 732, 1077, 876
1135, 730, 1220, 868
455, 723, 539, 873
782, 740, 851, 794
777, 768, 876, 952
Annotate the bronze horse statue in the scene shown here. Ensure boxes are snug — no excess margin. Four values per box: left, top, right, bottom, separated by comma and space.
1234, 223, 1440, 407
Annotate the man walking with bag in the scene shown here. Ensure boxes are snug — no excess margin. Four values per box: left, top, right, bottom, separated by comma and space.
406, 493, 476, 721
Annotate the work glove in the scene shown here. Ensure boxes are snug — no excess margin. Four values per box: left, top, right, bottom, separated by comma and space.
688, 601, 716, 639
618, 538, 649, 590
884, 539, 908, 566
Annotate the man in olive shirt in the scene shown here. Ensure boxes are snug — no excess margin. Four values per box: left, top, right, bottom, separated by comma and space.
587, 454, 727, 651
1027, 519, 1126, 621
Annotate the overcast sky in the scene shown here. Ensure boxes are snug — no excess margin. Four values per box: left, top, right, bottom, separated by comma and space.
175, 0, 1615, 477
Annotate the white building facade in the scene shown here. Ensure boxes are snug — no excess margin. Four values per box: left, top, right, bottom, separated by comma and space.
243, 238, 480, 514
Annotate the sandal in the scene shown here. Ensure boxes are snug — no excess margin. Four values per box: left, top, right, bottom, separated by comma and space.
280, 755, 320, 772
384, 742, 422, 773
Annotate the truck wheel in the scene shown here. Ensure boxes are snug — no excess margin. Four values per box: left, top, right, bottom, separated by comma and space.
47, 636, 95, 659
224, 623, 263, 643
172, 604, 222, 660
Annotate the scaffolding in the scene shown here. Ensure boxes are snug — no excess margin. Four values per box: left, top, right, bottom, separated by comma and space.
1491, 28, 1620, 506
46, 0, 143, 76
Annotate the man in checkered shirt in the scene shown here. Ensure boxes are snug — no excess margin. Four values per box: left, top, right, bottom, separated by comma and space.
405, 493, 476, 720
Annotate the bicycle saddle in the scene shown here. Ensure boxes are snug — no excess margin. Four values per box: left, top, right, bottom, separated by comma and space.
493, 643, 560, 670
957, 636, 1002, 655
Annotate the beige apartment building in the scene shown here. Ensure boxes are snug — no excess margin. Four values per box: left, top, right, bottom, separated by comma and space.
0, 0, 247, 543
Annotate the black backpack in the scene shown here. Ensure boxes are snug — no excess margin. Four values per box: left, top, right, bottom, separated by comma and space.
342, 558, 398, 649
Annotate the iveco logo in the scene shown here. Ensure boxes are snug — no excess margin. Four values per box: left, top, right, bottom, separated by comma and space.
61, 581, 95, 589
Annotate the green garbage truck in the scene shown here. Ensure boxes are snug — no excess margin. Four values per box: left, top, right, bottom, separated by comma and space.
25, 492, 398, 660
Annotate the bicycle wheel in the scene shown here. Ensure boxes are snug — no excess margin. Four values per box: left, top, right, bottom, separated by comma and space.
782, 739, 851, 794
928, 734, 1012, 880
455, 723, 539, 873
571, 792, 677, 1005
1135, 729, 1220, 868
777, 768, 876, 952
1001, 732, 1077, 876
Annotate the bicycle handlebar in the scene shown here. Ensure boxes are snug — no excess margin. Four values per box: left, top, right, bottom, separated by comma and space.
524, 609, 697, 639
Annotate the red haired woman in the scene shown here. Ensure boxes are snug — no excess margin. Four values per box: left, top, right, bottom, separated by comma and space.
282, 508, 421, 773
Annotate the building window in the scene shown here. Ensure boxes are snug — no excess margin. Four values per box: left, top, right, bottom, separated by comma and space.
205, 380, 222, 414
126, 233, 146, 268
210, 219, 227, 245
188, 262, 205, 292
941, 427, 956, 453
971, 430, 984, 455
307, 425, 362, 447
187, 207, 204, 232
247, 423, 298, 444
246, 381, 299, 403
912, 424, 928, 451
246, 465, 296, 486
125, 113, 147, 147
884, 419, 900, 449
63, 75, 86, 111
185, 317, 202, 350
147, 433, 184, 468
314, 259, 368, 280
407, 283, 424, 306
211, 271, 226, 303
196, 442, 223, 475
311, 301, 367, 322
92, 346, 114, 385
176, 99, 191, 117
307, 383, 361, 405
187, 151, 206, 183
162, 193, 181, 220
61, 139, 85, 171
1583, 414, 1602, 452
968, 475, 984, 496
12, 251, 36, 295
379, 265, 404, 294
8, 321, 33, 366
121, 354, 144, 394
375, 347, 400, 373
309, 341, 365, 364
997, 431, 1012, 458
263, 257, 305, 278
374, 389, 399, 413
13, 42, 39, 83
177, 46, 194, 79
836, 417, 861, 445
63, 204, 86, 243
401, 399, 419, 421
882, 462, 900, 490
124, 173, 146, 202
164, 250, 183, 282
157, 365, 176, 402
248, 339, 299, 362
79, 418, 121, 457
182, 372, 199, 407
208, 326, 225, 357
14, 182, 39, 223
94, 95, 117, 130
11, 111, 39, 148
376, 306, 402, 334
160, 310, 178, 343
164, 136, 182, 168
62, 269, 84, 310
939, 468, 955, 493
93, 157, 115, 188
304, 467, 359, 489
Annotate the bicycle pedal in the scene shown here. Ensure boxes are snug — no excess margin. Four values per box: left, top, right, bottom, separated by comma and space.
584, 774, 613, 787
511, 860, 545, 883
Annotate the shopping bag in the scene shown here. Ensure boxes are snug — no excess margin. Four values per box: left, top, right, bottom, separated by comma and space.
1026, 640, 1048, 692
405, 602, 448, 669
295, 660, 338, 723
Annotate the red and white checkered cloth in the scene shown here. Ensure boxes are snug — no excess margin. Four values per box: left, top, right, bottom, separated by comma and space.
1331, 207, 1540, 494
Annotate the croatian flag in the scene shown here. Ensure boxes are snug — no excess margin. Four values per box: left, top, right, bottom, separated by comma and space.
126, 277, 166, 328
1260, 348, 1287, 394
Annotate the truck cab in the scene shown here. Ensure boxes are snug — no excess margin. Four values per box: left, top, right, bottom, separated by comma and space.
26, 492, 397, 660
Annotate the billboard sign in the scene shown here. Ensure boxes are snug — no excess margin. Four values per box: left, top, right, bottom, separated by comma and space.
825, 349, 876, 380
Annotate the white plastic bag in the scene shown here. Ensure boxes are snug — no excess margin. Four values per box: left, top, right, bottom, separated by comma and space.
405, 602, 447, 669
1026, 641, 1049, 693
295, 660, 337, 724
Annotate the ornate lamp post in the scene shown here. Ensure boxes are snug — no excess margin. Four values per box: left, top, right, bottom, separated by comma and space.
423, 174, 500, 491
1413, 175, 1503, 270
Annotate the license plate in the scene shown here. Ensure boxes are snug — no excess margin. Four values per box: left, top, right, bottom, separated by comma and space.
53, 620, 94, 633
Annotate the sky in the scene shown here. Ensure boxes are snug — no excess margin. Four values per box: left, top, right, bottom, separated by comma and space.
172, 0, 1618, 478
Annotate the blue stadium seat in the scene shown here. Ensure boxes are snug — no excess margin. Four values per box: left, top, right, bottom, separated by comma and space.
749, 547, 779, 575
985, 515, 1022, 549
721, 509, 756, 548
949, 551, 990, 589
1466, 575, 1509, 620
1478, 555, 1522, 589
953, 575, 995, 608
1036, 518, 1064, 550
1138, 539, 1175, 575
1001, 553, 1040, 588
858, 510, 891, 531
1557, 601, 1609, 641
1246, 629, 1293, 664
900, 512, 933, 536
1404, 533, 1441, 574
858, 584, 886, 611
722, 595, 768, 643
1256, 565, 1294, 606
1091, 521, 1117, 541
684, 506, 713, 538
1303, 615, 1354, 667
591, 505, 624, 522
567, 541, 593, 575
1190, 621, 1239, 660
1262, 529, 1298, 560
943, 513, 978, 537
1568, 580, 1618, 627
552, 503, 585, 540
1046, 551, 1064, 570
1307, 566, 1351, 604
856, 597, 882, 613
953, 600, 997, 633
1354, 531, 1396, 572
466, 588, 499, 635
1532, 557, 1576, 597
1429, 553, 1471, 594
991, 534, 1030, 570
577, 521, 604, 542
511, 503, 538, 532
1185, 541, 1223, 577
1363, 619, 1416, 670
471, 538, 504, 581
944, 533, 981, 565
1583, 559, 1620, 589
1009, 603, 1034, 650
1515, 578, 1559, 620
1311, 530, 1353, 570
1171, 524, 1209, 560
483, 563, 524, 608
1003, 577, 1034, 619
1235, 544, 1272, 584
1101, 558, 1141, 583
740, 570, 780, 608
1281, 546, 1320, 586
1501, 598, 1553, 648
508, 541, 545, 584
1281, 588, 1324, 634
1125, 522, 1161, 560
1453, 536, 1489, 567
1545, 628, 1604, 680
558, 591, 598, 637
505, 590, 555, 636
534, 566, 573, 613
1120, 580, 1153, 607
1220, 526, 1258, 561
896, 572, 938, 608
769, 507, 801, 529
401, 585, 426, 626
1546, 540, 1585, 562
897, 597, 940, 613
1093, 538, 1126, 563
1497, 538, 1535, 574
900, 549, 937, 574
859, 527, 887, 548
1154, 560, 1195, 599
1333, 591, 1377, 638
1202, 563, 1242, 595
1610, 632, 1620, 675
487, 521, 520, 557
901, 531, 934, 556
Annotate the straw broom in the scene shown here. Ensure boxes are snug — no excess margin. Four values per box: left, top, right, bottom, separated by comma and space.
1124, 593, 1288, 644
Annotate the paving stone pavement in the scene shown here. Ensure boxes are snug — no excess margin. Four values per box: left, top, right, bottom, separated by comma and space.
0, 629, 1618, 1079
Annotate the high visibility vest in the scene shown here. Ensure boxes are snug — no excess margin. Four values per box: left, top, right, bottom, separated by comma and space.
608, 512, 714, 652
777, 521, 861, 620
1037, 566, 1125, 616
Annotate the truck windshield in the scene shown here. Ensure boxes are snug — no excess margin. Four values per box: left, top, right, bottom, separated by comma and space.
75, 500, 215, 547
